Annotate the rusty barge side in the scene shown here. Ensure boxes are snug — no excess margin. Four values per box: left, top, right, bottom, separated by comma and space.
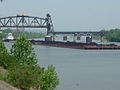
30, 40, 120, 50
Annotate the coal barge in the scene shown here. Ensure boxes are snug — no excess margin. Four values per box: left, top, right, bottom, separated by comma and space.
30, 40, 120, 50
3, 36, 120, 50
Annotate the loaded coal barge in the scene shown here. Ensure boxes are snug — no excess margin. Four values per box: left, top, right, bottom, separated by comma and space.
28, 35, 120, 50
3, 36, 120, 50
30, 40, 120, 50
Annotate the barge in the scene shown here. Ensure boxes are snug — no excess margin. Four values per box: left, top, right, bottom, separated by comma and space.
30, 40, 120, 50
3, 39, 120, 50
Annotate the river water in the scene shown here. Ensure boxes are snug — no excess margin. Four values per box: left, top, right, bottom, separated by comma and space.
5, 42, 120, 90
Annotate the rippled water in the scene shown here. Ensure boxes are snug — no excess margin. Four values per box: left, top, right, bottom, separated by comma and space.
5, 42, 120, 90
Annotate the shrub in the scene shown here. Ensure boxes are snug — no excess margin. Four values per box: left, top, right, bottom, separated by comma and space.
0, 36, 59, 90
7, 65, 43, 90
10, 36, 37, 65
40, 65, 59, 90
0, 67, 8, 81
0, 54, 17, 69
0, 40, 8, 54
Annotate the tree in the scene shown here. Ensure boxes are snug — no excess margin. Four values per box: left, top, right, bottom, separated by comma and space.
0, 54, 17, 69
0, 66, 8, 81
10, 36, 37, 65
0, 40, 8, 54
7, 65, 43, 90
0, 36, 59, 90
40, 65, 59, 90
105, 28, 120, 42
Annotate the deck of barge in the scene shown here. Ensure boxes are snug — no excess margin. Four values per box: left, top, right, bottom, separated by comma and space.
29, 40, 120, 50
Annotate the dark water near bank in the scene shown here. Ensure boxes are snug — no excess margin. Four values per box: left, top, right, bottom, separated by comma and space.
5, 42, 120, 90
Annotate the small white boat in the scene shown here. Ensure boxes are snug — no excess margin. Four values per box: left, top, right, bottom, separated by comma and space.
6, 33, 14, 40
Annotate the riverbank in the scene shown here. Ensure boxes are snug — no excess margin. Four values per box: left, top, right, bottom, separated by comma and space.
0, 80, 19, 90
0, 67, 19, 90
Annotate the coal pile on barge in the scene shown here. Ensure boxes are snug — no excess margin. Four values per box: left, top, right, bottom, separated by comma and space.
30, 40, 120, 50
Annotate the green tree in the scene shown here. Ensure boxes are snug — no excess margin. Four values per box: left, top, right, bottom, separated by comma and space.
0, 67, 8, 81
105, 28, 120, 42
0, 36, 59, 90
0, 40, 8, 54
0, 54, 17, 69
10, 36, 37, 65
40, 65, 59, 90
7, 65, 43, 90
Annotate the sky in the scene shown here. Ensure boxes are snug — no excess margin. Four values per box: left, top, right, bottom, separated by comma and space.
0, 0, 120, 31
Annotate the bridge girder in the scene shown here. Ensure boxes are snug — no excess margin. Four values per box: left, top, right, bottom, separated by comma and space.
0, 14, 54, 35
0, 14, 107, 36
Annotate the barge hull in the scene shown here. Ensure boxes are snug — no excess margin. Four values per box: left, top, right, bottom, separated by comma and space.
30, 40, 120, 50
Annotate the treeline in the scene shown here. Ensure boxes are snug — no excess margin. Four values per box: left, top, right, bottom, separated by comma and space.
13, 32, 45, 39
105, 28, 120, 42
0, 29, 45, 39
0, 36, 59, 90
93, 29, 120, 42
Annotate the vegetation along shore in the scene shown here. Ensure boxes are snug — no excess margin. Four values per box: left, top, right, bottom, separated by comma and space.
0, 36, 59, 90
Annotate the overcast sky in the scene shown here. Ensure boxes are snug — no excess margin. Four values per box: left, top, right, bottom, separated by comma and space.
0, 0, 120, 31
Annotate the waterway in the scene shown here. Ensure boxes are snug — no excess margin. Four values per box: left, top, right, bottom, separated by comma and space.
5, 42, 120, 90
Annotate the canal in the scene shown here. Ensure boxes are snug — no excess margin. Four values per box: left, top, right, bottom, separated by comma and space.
5, 42, 120, 90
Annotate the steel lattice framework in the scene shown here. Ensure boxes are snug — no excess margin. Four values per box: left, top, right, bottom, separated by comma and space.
0, 14, 107, 36
0, 14, 54, 35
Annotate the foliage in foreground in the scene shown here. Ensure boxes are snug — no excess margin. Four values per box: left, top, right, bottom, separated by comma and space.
0, 54, 17, 69
7, 65, 43, 90
0, 36, 59, 90
10, 36, 37, 65
40, 65, 59, 90
0, 67, 8, 81
0, 40, 8, 54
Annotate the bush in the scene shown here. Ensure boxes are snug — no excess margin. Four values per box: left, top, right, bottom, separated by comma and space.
7, 65, 43, 90
10, 36, 37, 65
0, 54, 17, 69
7, 65, 59, 90
0, 67, 8, 81
40, 65, 59, 90
0, 37, 59, 90
0, 40, 8, 54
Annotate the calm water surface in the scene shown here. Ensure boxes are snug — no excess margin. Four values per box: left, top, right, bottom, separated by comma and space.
5, 42, 120, 90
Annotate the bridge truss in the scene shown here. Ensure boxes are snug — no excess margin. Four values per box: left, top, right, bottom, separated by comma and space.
0, 14, 54, 35
0, 14, 107, 37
